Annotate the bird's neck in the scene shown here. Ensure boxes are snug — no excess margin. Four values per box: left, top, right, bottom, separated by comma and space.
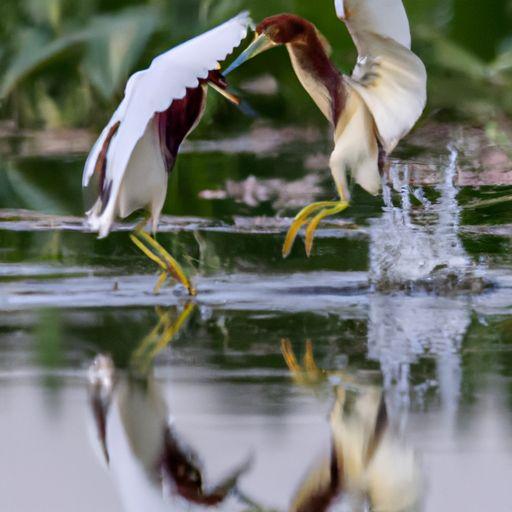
285, 29, 345, 125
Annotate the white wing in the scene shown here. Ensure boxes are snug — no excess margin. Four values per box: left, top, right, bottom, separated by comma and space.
346, 33, 427, 153
83, 12, 251, 234
83, 71, 144, 188
336, 0, 426, 153
336, 0, 411, 50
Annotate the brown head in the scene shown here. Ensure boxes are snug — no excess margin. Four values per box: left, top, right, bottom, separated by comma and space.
255, 14, 313, 45
224, 13, 317, 75
224, 12, 344, 126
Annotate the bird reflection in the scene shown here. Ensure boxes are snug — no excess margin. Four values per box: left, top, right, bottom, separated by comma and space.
282, 342, 421, 512
87, 304, 249, 511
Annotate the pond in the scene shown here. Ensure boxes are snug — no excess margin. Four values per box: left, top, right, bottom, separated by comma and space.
0, 120, 511, 511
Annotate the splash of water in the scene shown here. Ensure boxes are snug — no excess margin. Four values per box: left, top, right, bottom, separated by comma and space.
367, 146, 478, 422
370, 146, 482, 292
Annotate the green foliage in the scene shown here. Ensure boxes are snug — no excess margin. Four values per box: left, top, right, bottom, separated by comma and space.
0, 0, 512, 128
83, 7, 159, 101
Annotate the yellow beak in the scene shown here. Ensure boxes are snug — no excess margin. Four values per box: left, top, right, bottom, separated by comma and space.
224, 33, 276, 76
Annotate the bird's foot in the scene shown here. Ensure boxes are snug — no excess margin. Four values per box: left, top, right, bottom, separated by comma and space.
130, 228, 196, 296
281, 338, 325, 386
282, 200, 350, 258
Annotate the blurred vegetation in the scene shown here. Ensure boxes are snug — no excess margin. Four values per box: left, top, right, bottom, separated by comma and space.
0, 0, 512, 130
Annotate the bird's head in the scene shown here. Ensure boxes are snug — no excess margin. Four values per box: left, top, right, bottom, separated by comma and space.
224, 13, 310, 75
255, 14, 308, 45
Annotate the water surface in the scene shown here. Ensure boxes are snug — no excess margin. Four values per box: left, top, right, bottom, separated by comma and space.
1, 124, 512, 511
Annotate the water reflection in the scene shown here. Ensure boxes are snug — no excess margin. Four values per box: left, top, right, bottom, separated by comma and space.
86, 309, 421, 512
292, 388, 420, 512
281, 343, 421, 512
368, 147, 479, 421
372, 146, 478, 290
88, 305, 251, 510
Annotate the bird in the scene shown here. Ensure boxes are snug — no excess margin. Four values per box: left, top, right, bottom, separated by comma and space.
82, 13, 252, 295
225, 0, 427, 258
289, 386, 421, 511
87, 307, 251, 510
280, 341, 420, 511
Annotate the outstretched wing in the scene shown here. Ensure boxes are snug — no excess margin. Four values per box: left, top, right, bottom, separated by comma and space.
336, 0, 411, 50
337, 0, 426, 153
345, 33, 426, 153
82, 71, 144, 188
83, 12, 251, 230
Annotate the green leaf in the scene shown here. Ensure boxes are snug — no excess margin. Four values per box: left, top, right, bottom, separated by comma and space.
424, 33, 489, 81
82, 6, 159, 101
0, 27, 92, 99
0, 6, 158, 103
490, 50, 512, 75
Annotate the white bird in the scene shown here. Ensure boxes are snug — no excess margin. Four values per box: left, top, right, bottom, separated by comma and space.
279, 342, 421, 511
225, 0, 427, 257
83, 13, 251, 295
87, 307, 250, 510
289, 387, 421, 512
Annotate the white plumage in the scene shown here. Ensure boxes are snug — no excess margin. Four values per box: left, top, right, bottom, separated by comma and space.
214, 1, 427, 258
334, 0, 427, 197
83, 12, 251, 237
330, 388, 421, 511
338, 0, 412, 50
340, 0, 427, 154
331, 87, 380, 198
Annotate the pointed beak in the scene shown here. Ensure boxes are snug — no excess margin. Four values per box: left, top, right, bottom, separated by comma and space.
223, 33, 276, 76
208, 82, 241, 105
335, 0, 346, 19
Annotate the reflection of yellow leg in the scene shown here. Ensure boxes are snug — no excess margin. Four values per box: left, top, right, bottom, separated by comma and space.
303, 340, 320, 375
148, 303, 195, 360
130, 226, 196, 296
282, 196, 350, 258
281, 338, 302, 373
281, 338, 325, 386
132, 303, 195, 373
330, 386, 347, 425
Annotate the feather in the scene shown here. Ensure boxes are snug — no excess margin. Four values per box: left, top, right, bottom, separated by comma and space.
83, 71, 145, 188
336, 1, 426, 154
83, 12, 251, 236
345, 32, 427, 153
339, 0, 412, 50
330, 84, 380, 199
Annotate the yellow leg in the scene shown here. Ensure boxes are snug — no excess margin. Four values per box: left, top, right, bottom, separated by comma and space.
304, 201, 349, 257
130, 226, 196, 296
282, 197, 350, 258
282, 202, 337, 258
330, 386, 347, 425
153, 271, 169, 295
